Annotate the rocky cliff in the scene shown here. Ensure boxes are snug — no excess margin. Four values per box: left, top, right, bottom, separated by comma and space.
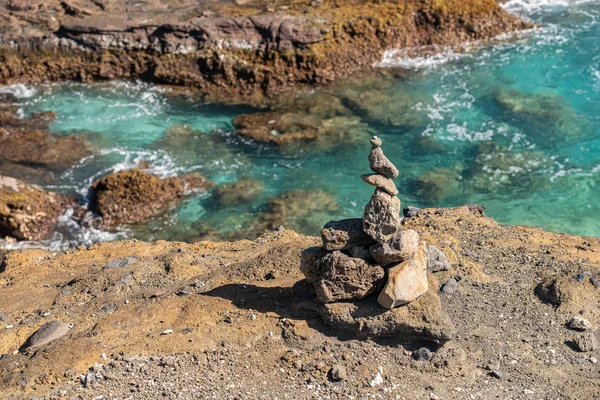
1, 206, 599, 399
0, 0, 532, 102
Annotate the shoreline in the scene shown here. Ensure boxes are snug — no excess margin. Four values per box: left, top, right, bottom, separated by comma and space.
0, 0, 533, 104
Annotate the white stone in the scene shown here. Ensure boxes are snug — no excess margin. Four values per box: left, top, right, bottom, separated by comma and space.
378, 241, 428, 309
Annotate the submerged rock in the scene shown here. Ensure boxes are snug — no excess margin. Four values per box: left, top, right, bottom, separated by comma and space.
363, 189, 401, 243
214, 178, 263, 206
378, 241, 429, 308
300, 249, 385, 303
409, 168, 458, 203
90, 169, 214, 228
321, 218, 376, 251
0, 176, 75, 241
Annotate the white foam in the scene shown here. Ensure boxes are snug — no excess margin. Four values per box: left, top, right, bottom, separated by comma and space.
377, 48, 468, 70
0, 84, 37, 99
502, 0, 597, 14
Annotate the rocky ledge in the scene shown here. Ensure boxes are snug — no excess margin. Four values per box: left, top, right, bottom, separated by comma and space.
0, 0, 532, 101
1, 205, 599, 398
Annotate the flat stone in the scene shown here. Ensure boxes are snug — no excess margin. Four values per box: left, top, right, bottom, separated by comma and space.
368, 147, 399, 179
321, 218, 375, 251
378, 241, 428, 309
105, 257, 137, 269
369, 229, 419, 266
361, 173, 398, 196
300, 249, 385, 303
568, 316, 593, 331
426, 245, 451, 272
316, 275, 455, 342
363, 189, 401, 243
22, 321, 70, 349
574, 332, 598, 352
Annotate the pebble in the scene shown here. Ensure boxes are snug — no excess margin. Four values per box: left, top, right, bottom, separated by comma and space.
568, 316, 592, 331
413, 347, 433, 361
161, 329, 174, 335
105, 257, 137, 269
330, 364, 347, 381
440, 278, 458, 294
369, 372, 383, 387
403, 206, 424, 218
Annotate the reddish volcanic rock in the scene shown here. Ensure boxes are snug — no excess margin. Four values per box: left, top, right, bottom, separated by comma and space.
90, 169, 215, 228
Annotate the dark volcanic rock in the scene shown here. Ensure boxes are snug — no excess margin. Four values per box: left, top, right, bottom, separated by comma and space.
90, 169, 214, 228
0, 176, 75, 241
300, 249, 385, 303
363, 189, 401, 243
403, 206, 424, 218
321, 218, 376, 251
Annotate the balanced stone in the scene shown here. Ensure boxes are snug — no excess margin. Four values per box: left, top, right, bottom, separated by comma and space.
363, 189, 401, 243
426, 245, 451, 272
300, 249, 385, 303
370, 136, 383, 147
361, 173, 399, 196
369, 147, 399, 179
22, 321, 70, 349
369, 229, 419, 266
378, 241, 428, 309
321, 218, 376, 251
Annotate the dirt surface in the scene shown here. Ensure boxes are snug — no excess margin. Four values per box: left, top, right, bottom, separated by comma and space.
0, 0, 532, 103
1, 206, 599, 399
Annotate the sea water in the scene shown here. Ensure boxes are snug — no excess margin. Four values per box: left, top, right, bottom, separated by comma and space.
2, 0, 600, 248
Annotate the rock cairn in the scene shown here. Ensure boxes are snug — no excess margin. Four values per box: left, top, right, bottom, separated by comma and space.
300, 136, 428, 309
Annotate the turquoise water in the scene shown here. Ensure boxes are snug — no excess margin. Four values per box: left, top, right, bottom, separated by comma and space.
4, 0, 600, 247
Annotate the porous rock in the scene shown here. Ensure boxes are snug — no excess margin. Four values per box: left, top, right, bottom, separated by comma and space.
0, 176, 75, 241
568, 316, 593, 332
368, 147, 399, 179
321, 218, 375, 251
363, 189, 401, 243
300, 249, 385, 303
317, 275, 455, 342
426, 245, 451, 272
90, 169, 214, 227
369, 229, 419, 266
574, 332, 598, 352
360, 173, 399, 196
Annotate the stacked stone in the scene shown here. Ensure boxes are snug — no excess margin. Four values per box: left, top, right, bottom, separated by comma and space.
300, 136, 428, 309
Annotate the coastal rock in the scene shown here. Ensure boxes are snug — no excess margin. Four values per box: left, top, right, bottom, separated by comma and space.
409, 169, 458, 203
363, 189, 401, 243
0, 176, 75, 241
21, 321, 70, 350
321, 218, 376, 251
90, 169, 214, 228
426, 246, 451, 272
300, 249, 385, 303
214, 178, 263, 206
369, 229, 419, 266
368, 147, 399, 179
317, 276, 455, 342
360, 173, 399, 196
378, 241, 428, 309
